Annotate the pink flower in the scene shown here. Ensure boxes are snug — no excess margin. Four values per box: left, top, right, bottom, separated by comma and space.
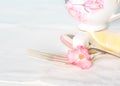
67, 46, 92, 69
84, 0, 104, 12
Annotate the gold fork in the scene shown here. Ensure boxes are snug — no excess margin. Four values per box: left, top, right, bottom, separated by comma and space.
27, 49, 69, 63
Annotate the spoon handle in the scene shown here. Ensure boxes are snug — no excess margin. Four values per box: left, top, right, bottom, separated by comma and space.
89, 47, 120, 58
60, 34, 73, 49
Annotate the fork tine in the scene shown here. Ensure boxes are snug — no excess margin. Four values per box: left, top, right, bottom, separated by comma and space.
27, 49, 68, 63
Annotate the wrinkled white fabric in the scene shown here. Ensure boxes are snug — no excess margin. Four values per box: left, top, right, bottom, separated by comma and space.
0, 0, 120, 85
0, 24, 120, 86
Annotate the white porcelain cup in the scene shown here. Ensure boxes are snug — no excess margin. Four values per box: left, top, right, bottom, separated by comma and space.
66, 0, 120, 32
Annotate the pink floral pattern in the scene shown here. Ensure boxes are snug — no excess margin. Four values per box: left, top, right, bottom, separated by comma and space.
67, 46, 92, 70
66, 1, 86, 22
84, 0, 104, 12
66, 0, 104, 21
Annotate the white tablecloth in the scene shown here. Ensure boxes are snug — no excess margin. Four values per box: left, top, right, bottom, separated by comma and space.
0, 0, 120, 86
0, 24, 120, 86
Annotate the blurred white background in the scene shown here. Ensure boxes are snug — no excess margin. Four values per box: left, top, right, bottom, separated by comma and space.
0, 0, 120, 29
0, 0, 78, 26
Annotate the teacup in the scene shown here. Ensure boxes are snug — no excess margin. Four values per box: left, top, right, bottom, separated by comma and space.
65, 0, 120, 32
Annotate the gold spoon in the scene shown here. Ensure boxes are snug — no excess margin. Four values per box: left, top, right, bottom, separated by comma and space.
60, 34, 120, 58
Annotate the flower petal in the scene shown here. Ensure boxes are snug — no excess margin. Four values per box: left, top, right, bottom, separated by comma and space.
67, 46, 92, 69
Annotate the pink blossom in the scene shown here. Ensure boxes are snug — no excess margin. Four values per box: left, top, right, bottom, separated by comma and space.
67, 46, 92, 70
84, 0, 104, 12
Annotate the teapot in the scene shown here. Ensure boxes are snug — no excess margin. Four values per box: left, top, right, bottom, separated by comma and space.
65, 0, 120, 31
